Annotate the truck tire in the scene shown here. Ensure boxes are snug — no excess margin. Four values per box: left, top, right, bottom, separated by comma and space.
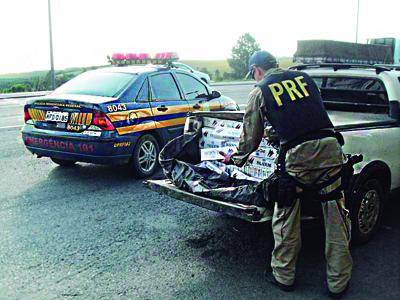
349, 178, 385, 245
50, 157, 76, 167
130, 134, 159, 178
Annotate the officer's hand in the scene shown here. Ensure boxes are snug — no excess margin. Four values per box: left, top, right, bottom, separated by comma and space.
219, 151, 234, 165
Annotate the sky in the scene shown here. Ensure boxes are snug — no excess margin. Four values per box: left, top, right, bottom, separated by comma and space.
0, 0, 399, 74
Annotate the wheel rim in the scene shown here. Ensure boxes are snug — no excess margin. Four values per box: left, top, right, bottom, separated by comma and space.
358, 189, 380, 235
138, 140, 157, 173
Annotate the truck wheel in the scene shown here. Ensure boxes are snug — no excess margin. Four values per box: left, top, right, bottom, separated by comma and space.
50, 157, 76, 167
349, 178, 384, 245
130, 134, 159, 178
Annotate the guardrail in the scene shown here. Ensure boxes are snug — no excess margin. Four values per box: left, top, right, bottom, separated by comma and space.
0, 91, 51, 100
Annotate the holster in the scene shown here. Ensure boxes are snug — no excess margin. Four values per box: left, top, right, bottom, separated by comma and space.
264, 129, 363, 208
265, 173, 297, 209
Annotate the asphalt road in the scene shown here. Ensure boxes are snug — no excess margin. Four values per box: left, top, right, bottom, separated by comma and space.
0, 86, 399, 299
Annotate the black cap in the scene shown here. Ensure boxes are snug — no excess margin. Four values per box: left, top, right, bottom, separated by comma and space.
246, 50, 277, 78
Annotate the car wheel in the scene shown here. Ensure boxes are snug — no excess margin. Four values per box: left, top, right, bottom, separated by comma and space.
349, 178, 384, 245
130, 134, 159, 178
201, 78, 208, 84
50, 157, 76, 167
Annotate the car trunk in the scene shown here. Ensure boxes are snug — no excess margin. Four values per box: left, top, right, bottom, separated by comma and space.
25, 94, 115, 133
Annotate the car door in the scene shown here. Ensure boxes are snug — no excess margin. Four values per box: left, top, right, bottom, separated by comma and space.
174, 72, 221, 112
148, 72, 190, 140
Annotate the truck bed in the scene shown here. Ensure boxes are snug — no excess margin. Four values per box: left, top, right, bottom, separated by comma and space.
328, 110, 397, 130
144, 179, 270, 222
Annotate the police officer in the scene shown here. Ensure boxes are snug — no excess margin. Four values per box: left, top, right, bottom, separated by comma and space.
230, 51, 352, 298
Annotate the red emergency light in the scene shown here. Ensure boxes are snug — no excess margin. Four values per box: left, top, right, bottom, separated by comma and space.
112, 53, 126, 61
109, 51, 179, 66
126, 53, 138, 60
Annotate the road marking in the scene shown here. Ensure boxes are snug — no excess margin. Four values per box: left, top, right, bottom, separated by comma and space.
0, 99, 27, 106
0, 124, 22, 130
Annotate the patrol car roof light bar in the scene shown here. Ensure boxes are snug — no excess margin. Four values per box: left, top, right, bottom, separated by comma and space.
108, 52, 179, 66
289, 63, 391, 74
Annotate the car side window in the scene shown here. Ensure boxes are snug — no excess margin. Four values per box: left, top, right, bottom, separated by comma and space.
136, 79, 149, 102
176, 73, 209, 100
149, 73, 181, 101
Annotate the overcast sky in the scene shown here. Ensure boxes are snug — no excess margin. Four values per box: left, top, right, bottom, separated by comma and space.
0, 0, 399, 74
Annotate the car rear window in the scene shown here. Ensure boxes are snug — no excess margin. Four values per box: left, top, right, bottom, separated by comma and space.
54, 72, 137, 97
311, 76, 388, 113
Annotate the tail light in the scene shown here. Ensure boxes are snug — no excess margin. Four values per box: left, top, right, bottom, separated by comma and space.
24, 109, 31, 123
92, 111, 115, 131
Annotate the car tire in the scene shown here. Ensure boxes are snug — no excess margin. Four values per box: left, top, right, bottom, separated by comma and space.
348, 178, 385, 245
130, 134, 159, 178
50, 157, 76, 167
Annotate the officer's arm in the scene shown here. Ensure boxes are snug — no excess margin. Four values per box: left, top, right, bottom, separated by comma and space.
232, 87, 265, 167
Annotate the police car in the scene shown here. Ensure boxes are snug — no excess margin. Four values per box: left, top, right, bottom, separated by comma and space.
22, 52, 238, 177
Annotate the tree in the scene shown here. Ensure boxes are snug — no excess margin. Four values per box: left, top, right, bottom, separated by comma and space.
9, 83, 30, 93
228, 33, 260, 79
214, 69, 222, 82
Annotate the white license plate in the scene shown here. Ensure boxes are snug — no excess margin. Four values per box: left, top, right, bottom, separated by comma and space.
45, 111, 69, 123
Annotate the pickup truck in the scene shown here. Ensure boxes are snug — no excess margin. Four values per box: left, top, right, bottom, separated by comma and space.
146, 64, 400, 244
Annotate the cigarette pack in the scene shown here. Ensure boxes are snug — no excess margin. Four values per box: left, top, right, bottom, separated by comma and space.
199, 137, 239, 149
201, 127, 241, 141
200, 146, 237, 161
225, 165, 261, 182
203, 117, 243, 130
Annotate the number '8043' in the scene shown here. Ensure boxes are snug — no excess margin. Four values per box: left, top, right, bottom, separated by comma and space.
107, 104, 127, 112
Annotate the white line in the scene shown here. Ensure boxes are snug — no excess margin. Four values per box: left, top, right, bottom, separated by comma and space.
0, 125, 23, 130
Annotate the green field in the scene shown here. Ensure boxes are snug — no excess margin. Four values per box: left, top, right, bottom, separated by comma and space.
181, 57, 294, 77
0, 58, 295, 92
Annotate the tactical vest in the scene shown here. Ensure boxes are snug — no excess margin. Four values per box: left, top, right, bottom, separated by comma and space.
257, 70, 333, 144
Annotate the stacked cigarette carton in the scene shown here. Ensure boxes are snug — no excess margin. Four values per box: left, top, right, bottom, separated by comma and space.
199, 117, 277, 181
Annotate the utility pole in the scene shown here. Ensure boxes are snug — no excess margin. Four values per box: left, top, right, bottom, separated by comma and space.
48, 0, 56, 90
355, 0, 360, 43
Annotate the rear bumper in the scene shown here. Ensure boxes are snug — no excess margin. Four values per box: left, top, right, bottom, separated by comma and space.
21, 125, 138, 165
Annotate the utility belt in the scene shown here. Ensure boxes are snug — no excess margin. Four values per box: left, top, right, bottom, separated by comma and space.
266, 129, 363, 209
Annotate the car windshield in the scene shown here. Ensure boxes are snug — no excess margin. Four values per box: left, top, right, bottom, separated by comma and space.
54, 72, 137, 97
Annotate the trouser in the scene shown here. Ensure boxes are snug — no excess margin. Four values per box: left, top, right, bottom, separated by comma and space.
270, 191, 353, 293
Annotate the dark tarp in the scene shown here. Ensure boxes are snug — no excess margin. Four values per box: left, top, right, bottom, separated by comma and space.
159, 132, 269, 207
294, 40, 393, 64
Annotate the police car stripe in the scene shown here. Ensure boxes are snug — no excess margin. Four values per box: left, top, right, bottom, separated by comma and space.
116, 116, 187, 135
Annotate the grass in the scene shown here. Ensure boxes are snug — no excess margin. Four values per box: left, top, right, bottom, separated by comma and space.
180, 60, 232, 75
181, 57, 295, 78
0, 58, 296, 90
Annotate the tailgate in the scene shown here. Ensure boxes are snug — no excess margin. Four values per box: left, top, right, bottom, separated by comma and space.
144, 179, 271, 222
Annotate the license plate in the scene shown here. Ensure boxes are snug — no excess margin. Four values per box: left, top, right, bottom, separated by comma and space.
45, 111, 69, 123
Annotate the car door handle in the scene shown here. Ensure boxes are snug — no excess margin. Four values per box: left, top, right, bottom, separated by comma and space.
192, 103, 201, 109
157, 105, 168, 112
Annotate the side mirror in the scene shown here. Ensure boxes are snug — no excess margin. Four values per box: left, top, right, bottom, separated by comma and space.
209, 90, 221, 99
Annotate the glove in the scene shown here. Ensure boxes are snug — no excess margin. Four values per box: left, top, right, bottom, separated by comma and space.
219, 151, 234, 165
